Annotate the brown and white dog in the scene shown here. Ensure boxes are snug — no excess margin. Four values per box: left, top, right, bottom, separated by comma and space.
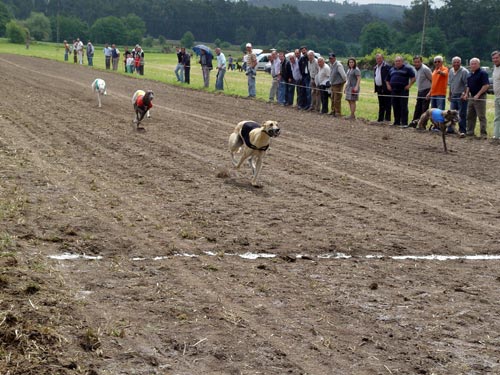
417, 108, 459, 152
132, 89, 154, 130
228, 120, 280, 187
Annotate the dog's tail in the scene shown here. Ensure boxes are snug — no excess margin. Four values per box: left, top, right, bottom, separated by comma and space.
228, 132, 243, 152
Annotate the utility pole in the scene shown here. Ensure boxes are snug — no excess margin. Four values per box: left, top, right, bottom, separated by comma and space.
420, 0, 428, 56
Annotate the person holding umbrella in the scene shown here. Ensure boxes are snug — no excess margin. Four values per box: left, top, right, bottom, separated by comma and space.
215, 47, 226, 90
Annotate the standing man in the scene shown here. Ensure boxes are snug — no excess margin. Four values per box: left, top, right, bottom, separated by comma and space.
464, 58, 490, 138
288, 54, 302, 107
268, 51, 280, 102
492, 50, 500, 141
103, 43, 112, 70
135, 45, 145, 75
278, 51, 288, 105
427, 55, 448, 110
244, 43, 257, 98
86, 41, 94, 66
298, 46, 311, 110
374, 53, 392, 123
328, 53, 347, 117
386, 56, 416, 127
316, 57, 331, 114
409, 55, 432, 127
111, 44, 120, 71
215, 47, 226, 91
308, 50, 320, 112
76, 38, 84, 64
199, 49, 212, 88
182, 48, 191, 84
447, 56, 469, 136
63, 40, 70, 61
174, 47, 184, 82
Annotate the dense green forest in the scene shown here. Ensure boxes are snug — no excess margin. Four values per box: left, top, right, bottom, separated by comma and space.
247, 0, 405, 21
0, 0, 499, 60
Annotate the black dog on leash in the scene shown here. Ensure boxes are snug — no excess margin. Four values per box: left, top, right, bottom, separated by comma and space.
132, 89, 154, 130
417, 108, 459, 153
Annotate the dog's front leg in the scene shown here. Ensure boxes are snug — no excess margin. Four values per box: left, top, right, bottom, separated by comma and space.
97, 93, 101, 108
440, 124, 448, 153
146, 110, 151, 119
235, 149, 251, 170
251, 155, 264, 187
248, 156, 255, 174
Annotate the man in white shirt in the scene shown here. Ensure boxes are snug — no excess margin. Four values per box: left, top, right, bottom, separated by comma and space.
76, 38, 84, 65
307, 50, 319, 112
215, 48, 226, 91
315, 57, 331, 114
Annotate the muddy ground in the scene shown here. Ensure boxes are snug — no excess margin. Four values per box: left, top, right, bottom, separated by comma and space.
0, 54, 499, 375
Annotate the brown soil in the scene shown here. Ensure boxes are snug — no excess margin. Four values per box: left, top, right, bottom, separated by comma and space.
1, 54, 499, 375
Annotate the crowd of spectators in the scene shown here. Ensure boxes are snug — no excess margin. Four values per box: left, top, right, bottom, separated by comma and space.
61, 39, 500, 141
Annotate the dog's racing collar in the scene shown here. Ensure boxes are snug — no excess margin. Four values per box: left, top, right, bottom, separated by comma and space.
240, 121, 270, 151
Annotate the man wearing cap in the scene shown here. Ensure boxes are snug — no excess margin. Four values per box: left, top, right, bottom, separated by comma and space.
328, 53, 347, 117
427, 55, 448, 110
244, 43, 257, 98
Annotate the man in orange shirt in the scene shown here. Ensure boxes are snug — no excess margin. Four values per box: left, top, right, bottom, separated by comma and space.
427, 55, 448, 110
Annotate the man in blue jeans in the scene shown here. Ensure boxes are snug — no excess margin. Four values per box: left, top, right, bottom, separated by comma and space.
447, 56, 468, 135
465, 58, 490, 138
174, 47, 184, 82
244, 43, 257, 97
215, 48, 226, 91
427, 55, 448, 110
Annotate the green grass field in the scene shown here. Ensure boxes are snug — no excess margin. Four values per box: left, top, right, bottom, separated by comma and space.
0, 39, 495, 133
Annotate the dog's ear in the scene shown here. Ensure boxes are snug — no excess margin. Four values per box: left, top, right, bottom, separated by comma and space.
262, 120, 277, 128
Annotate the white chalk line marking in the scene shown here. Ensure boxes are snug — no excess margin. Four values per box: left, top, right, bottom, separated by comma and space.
48, 251, 500, 262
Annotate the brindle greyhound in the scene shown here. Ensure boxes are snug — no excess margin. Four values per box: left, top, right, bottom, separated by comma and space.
417, 108, 459, 152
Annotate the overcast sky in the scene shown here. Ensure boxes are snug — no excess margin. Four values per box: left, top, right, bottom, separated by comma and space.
349, 0, 443, 7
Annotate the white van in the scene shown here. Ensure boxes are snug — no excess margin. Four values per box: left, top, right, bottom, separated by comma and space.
256, 53, 271, 71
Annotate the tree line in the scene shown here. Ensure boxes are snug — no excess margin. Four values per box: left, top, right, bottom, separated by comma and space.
0, 0, 498, 61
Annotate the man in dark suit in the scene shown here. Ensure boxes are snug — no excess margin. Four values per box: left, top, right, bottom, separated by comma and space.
374, 53, 392, 122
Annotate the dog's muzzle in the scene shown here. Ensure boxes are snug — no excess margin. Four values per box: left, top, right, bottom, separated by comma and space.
267, 128, 280, 137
